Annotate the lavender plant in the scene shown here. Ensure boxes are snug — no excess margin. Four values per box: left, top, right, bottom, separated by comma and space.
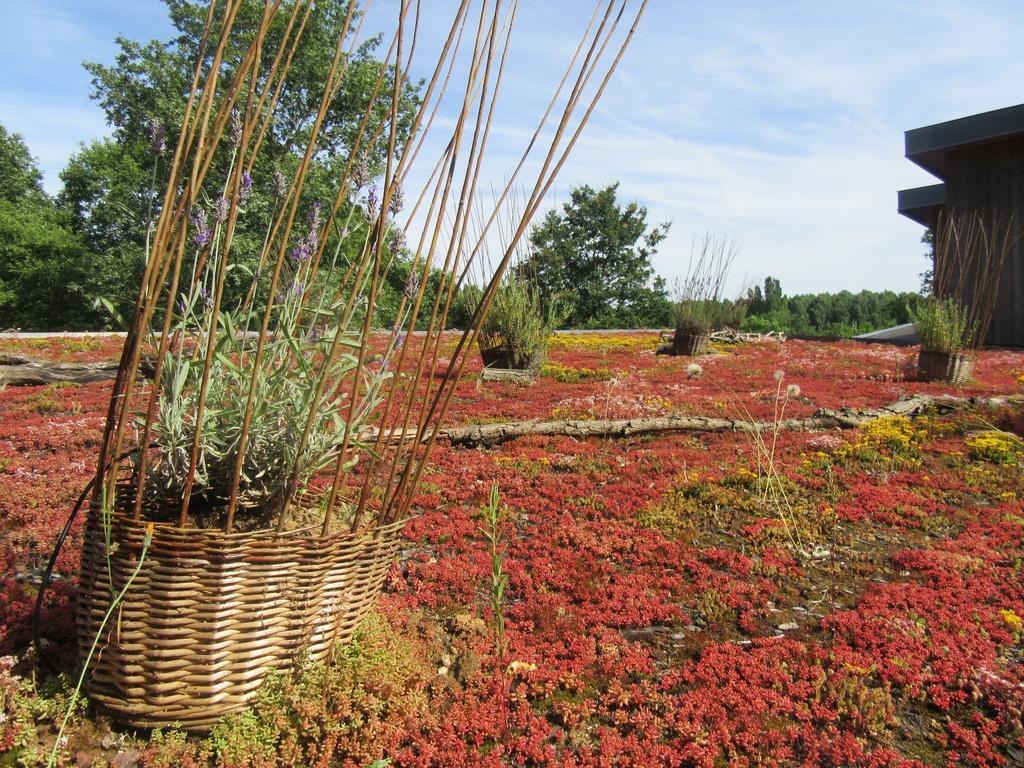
91, 0, 650, 536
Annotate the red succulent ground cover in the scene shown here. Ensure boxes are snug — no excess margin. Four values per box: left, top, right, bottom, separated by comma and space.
2, 332, 1024, 767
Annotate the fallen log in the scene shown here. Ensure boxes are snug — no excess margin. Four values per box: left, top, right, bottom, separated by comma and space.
0, 362, 123, 386
370, 393, 1020, 447
0, 358, 156, 386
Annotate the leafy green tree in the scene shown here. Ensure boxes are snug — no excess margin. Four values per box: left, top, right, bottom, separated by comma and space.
527, 183, 671, 328
0, 124, 45, 203
747, 276, 783, 315
59, 0, 420, 322
0, 124, 93, 330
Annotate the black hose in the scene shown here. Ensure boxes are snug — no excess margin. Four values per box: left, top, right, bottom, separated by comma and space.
32, 477, 95, 674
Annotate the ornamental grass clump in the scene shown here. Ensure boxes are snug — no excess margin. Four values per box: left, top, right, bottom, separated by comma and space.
67, 0, 649, 730
671, 233, 737, 355
475, 277, 560, 370
911, 297, 974, 356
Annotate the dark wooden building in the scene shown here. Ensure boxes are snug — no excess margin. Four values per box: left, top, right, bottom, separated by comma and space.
898, 104, 1024, 347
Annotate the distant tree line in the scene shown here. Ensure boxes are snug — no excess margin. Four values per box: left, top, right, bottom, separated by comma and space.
743, 276, 923, 338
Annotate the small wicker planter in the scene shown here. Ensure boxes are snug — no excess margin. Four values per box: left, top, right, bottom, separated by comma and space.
77, 499, 404, 731
672, 331, 709, 357
916, 350, 975, 385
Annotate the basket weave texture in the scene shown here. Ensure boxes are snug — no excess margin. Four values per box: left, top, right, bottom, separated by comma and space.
672, 332, 709, 357
77, 502, 404, 730
916, 350, 975, 385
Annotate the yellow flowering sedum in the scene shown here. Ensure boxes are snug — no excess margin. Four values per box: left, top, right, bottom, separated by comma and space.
1000, 609, 1023, 640
967, 431, 1024, 465
547, 333, 660, 352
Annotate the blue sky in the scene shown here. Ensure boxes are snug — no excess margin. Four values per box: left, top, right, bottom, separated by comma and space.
2, 1, 1023, 295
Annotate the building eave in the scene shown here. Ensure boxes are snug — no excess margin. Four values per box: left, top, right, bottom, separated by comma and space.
897, 183, 945, 228
905, 103, 1024, 179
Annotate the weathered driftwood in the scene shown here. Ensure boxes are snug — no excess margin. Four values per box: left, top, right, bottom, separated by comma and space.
0, 357, 156, 386
369, 393, 1020, 447
0, 362, 123, 386
709, 328, 786, 344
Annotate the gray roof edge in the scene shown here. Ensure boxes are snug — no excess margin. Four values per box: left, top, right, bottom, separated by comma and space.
905, 103, 1024, 172
854, 323, 919, 345
897, 184, 945, 227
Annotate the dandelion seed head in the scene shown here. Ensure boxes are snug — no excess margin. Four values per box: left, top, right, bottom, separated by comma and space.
786, 383, 801, 397
686, 363, 703, 379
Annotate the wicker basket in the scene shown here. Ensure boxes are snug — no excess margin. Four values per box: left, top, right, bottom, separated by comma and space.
916, 350, 975, 385
77, 502, 404, 730
672, 332, 709, 357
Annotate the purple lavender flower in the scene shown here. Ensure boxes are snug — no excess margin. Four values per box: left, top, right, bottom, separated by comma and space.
272, 169, 287, 199
387, 184, 404, 216
365, 184, 378, 220
351, 153, 370, 190
306, 200, 323, 229
290, 240, 312, 264
148, 118, 166, 156
191, 208, 211, 247
198, 284, 212, 308
176, 294, 188, 316
389, 230, 406, 258
291, 280, 305, 297
230, 108, 243, 145
238, 171, 252, 204
214, 196, 230, 223
403, 266, 420, 301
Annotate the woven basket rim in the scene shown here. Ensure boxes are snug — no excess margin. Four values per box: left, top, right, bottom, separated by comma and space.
90, 485, 409, 543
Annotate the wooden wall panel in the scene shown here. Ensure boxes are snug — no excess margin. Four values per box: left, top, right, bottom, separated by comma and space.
944, 139, 1024, 347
